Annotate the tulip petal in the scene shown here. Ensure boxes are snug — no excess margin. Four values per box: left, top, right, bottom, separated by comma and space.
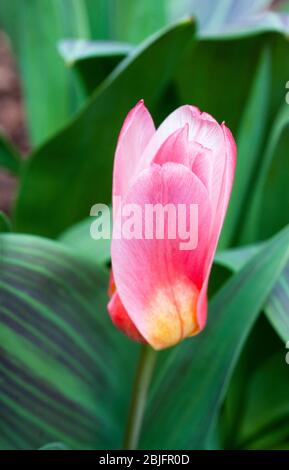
111, 162, 212, 349
113, 100, 155, 199
153, 124, 213, 189
196, 123, 237, 330
153, 125, 191, 167
140, 105, 223, 167
108, 292, 145, 343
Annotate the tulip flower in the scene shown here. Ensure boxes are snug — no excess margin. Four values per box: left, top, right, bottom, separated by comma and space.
108, 100, 236, 350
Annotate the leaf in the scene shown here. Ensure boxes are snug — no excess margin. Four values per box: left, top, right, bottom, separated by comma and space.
83, 0, 111, 39
0, 0, 90, 146
111, 0, 167, 44
14, 19, 196, 237
59, 217, 111, 267
241, 103, 289, 243
0, 134, 21, 175
220, 316, 289, 450
176, 34, 265, 138
141, 225, 289, 449
0, 234, 138, 449
219, 46, 271, 247
187, 0, 289, 38
0, 212, 12, 233
59, 40, 133, 64
59, 39, 133, 93
236, 350, 289, 449
215, 241, 289, 344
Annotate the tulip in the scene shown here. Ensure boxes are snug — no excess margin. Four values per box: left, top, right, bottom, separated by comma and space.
108, 100, 236, 350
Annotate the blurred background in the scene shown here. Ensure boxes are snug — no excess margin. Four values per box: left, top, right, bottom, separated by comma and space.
1, 1, 289, 450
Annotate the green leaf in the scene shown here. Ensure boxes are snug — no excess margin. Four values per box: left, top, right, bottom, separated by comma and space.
187, 0, 289, 38
0, 0, 90, 146
215, 241, 289, 344
219, 47, 271, 247
241, 104, 289, 243
59, 40, 133, 64
83, 0, 111, 39
176, 34, 266, 137
141, 225, 289, 449
59, 39, 133, 93
0, 134, 21, 175
220, 317, 289, 450
59, 217, 111, 267
0, 212, 12, 233
14, 19, 196, 238
0, 234, 138, 449
111, 0, 167, 44
236, 350, 289, 449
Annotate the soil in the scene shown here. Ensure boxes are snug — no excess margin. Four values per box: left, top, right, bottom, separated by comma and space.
0, 31, 29, 215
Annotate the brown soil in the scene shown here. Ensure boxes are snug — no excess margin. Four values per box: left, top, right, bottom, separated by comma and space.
0, 31, 29, 215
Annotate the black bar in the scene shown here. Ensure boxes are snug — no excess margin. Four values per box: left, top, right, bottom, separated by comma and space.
0, 450, 288, 465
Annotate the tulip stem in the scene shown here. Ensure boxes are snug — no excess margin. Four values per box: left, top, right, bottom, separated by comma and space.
123, 344, 157, 450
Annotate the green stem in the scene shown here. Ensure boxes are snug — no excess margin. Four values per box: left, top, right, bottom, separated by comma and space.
123, 344, 157, 450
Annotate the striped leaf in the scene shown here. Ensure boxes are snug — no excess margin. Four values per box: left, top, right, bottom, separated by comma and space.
0, 234, 138, 449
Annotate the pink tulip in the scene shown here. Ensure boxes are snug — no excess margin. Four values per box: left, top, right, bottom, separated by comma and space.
108, 100, 236, 350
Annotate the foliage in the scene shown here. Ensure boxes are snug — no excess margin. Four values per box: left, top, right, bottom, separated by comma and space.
0, 0, 289, 450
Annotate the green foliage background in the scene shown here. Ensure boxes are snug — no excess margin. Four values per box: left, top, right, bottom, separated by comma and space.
0, 0, 289, 450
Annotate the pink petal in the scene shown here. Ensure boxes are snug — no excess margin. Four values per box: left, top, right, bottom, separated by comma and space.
153, 125, 191, 167
108, 292, 146, 343
139, 105, 223, 169
111, 163, 212, 349
190, 145, 213, 191
197, 123, 237, 330
153, 124, 213, 189
112, 100, 155, 200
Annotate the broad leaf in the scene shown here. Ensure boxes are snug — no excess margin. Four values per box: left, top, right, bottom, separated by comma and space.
241, 104, 289, 243
186, 0, 289, 37
111, 0, 167, 43
14, 19, 195, 237
219, 47, 270, 247
59, 39, 133, 93
220, 317, 289, 450
215, 240, 289, 343
0, 234, 138, 449
141, 225, 289, 449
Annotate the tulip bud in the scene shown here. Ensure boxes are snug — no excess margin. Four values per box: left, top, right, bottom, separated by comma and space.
108, 101, 236, 350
